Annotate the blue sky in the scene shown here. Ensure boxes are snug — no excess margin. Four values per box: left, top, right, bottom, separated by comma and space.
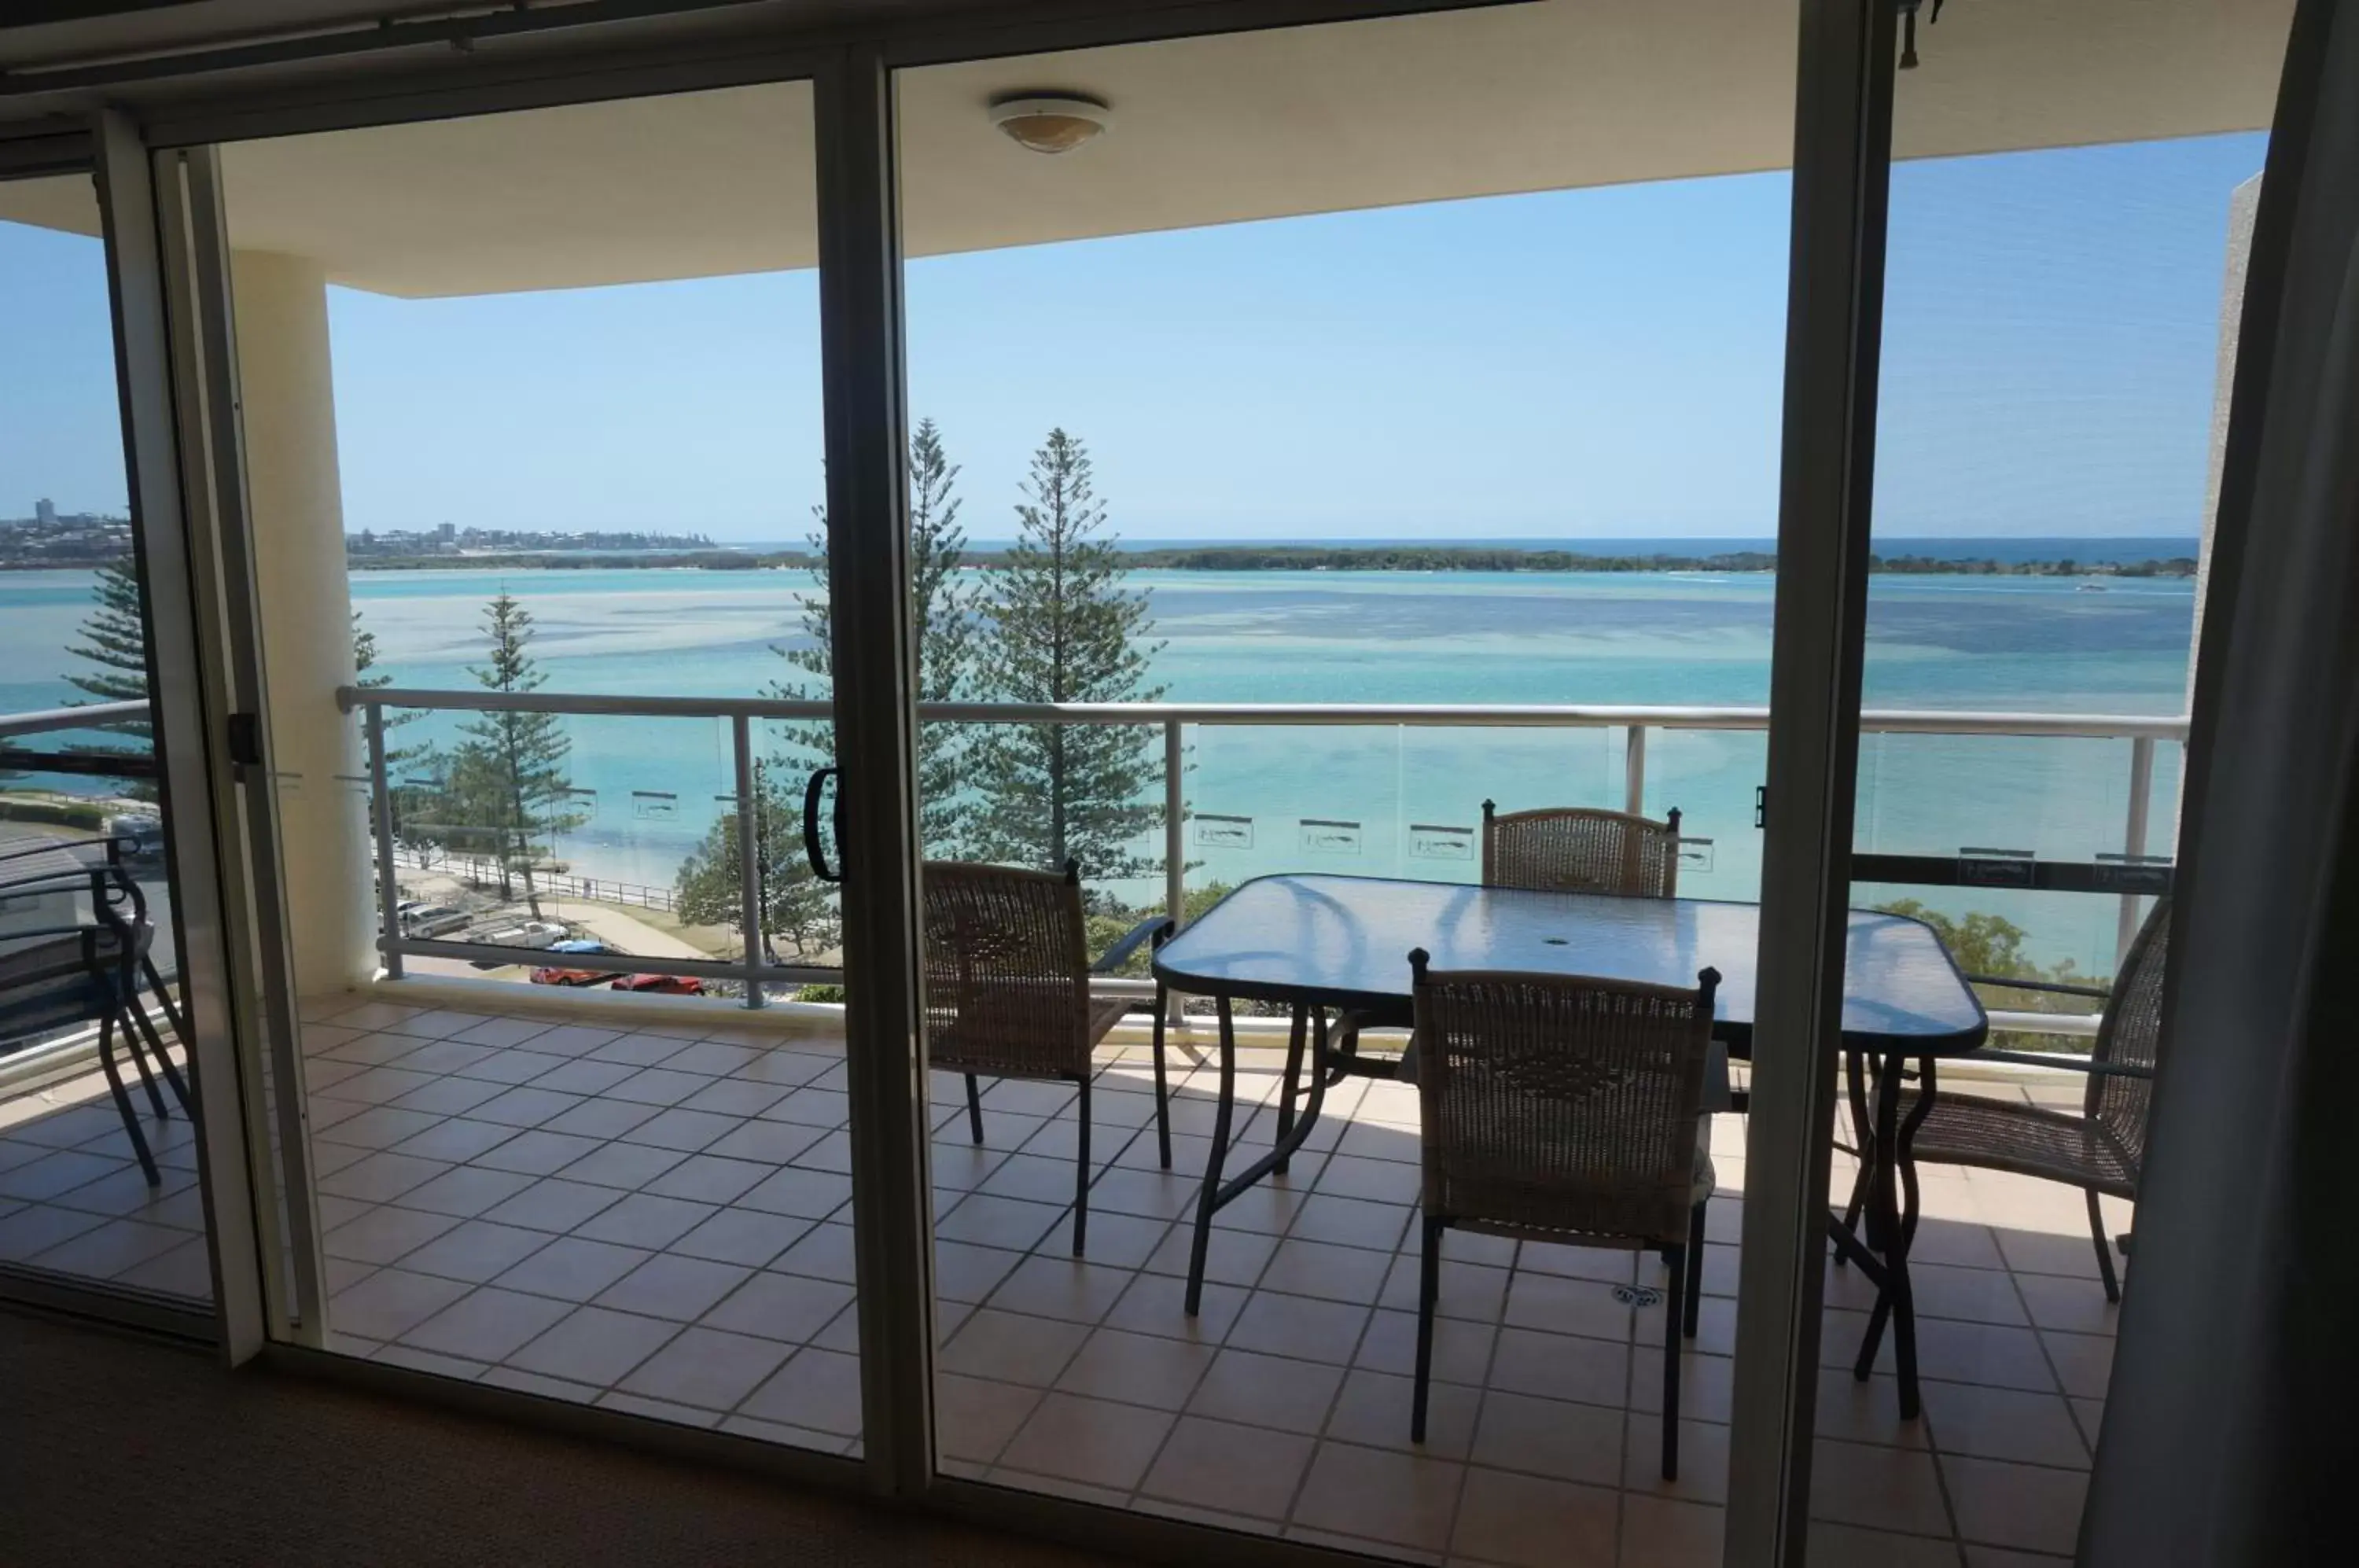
2, 131, 2262, 542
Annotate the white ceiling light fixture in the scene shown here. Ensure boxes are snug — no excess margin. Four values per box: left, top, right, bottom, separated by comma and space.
990, 94, 1113, 155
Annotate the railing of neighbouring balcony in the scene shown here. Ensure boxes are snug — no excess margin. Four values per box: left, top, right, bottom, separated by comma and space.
334, 684, 2183, 1039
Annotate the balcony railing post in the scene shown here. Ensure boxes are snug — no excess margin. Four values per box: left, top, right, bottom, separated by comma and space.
732, 713, 767, 1010
364, 701, 403, 981
1625, 723, 1647, 816
2118, 734, 2156, 970
1165, 718, 1186, 1029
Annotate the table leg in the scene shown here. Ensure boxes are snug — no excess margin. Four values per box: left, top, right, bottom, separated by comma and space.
1184, 996, 1240, 1317
1274, 1004, 1308, 1177
1853, 1047, 1931, 1419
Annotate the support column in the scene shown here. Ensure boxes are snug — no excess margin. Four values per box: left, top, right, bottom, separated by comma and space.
230, 250, 374, 995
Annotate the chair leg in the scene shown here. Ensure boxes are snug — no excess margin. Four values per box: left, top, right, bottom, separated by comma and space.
964, 1073, 984, 1145
1151, 985, 1173, 1170
2086, 1189, 2120, 1303
125, 1018, 171, 1120
1411, 1213, 1443, 1444
1684, 1202, 1707, 1339
1662, 1239, 1684, 1481
1071, 1075, 1091, 1258
129, 1003, 193, 1115
97, 1013, 160, 1187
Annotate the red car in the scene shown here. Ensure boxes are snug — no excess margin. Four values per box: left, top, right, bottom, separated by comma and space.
611, 973, 705, 996
529, 940, 625, 988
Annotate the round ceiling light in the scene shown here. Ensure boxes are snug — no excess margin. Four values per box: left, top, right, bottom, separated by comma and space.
990, 94, 1113, 155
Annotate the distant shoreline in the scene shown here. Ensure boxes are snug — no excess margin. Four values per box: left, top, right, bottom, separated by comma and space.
4, 543, 2200, 577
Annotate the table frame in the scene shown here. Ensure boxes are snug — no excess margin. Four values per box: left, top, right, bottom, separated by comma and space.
1150, 875, 1987, 1419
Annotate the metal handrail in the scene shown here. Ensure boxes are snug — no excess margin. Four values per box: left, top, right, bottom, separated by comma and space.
336, 683, 2181, 1011
0, 699, 150, 739
338, 685, 2190, 740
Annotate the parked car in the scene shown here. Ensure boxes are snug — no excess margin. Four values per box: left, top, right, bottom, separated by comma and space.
103, 814, 165, 863
612, 973, 705, 996
477, 920, 570, 950
399, 904, 470, 938
531, 939, 626, 987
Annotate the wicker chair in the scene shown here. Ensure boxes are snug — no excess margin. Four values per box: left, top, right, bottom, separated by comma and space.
1408, 950, 1720, 1478
1481, 801, 1684, 897
1873, 897, 2169, 1302
922, 859, 1172, 1258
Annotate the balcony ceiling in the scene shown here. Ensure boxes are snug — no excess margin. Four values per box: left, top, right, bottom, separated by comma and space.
1, 0, 2291, 298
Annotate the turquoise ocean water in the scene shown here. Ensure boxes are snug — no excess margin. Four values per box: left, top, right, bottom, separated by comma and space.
0, 561, 2194, 974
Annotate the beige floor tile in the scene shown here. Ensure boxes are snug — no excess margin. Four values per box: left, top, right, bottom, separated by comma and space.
1450, 1465, 1617, 1568
700, 1269, 856, 1342
1141, 1414, 1316, 1521
738, 1346, 864, 1435
480, 1177, 624, 1235
323, 1204, 463, 1265
495, 1235, 651, 1301
616, 1325, 793, 1410
554, 1139, 689, 1190
391, 1164, 540, 1220
1286, 1194, 1413, 1252
330, 1266, 472, 1342
984, 1254, 1137, 1323
1993, 1224, 2115, 1280
668, 1205, 811, 1268
1487, 1324, 1629, 1408
1355, 1306, 1497, 1388
1186, 1346, 1345, 1434
1804, 1522, 1963, 1567
1257, 1236, 1393, 1304
1908, 1262, 2030, 1327
1813, 1368, 1927, 1449
1142, 1221, 1277, 1286
1470, 1389, 1625, 1486
1291, 1440, 1464, 1556
1628, 1348, 1734, 1425
2035, 1330, 2114, 1401
1323, 1366, 1478, 1460
1920, 1382, 2088, 1468
1518, 1239, 1642, 1286
1054, 1327, 1216, 1410
402, 1286, 574, 1362
30, 1216, 193, 1279
1807, 1438, 1951, 1537
937, 1193, 1068, 1253
1102, 1273, 1244, 1343
396, 1220, 554, 1284
594, 1253, 750, 1322
1624, 1413, 1730, 1504
940, 1308, 1091, 1386
936, 1372, 1044, 1463
1941, 1455, 2085, 1556
1621, 1494, 1723, 1568
995, 1392, 1175, 1491
1503, 1271, 1638, 1342
2012, 1273, 2118, 1338
1226, 1290, 1370, 1365
933, 1239, 1024, 1302
574, 1192, 716, 1250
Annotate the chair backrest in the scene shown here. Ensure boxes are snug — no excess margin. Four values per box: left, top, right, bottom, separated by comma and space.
2088, 896, 2170, 1176
921, 859, 1091, 1077
1410, 950, 1719, 1245
1481, 801, 1684, 898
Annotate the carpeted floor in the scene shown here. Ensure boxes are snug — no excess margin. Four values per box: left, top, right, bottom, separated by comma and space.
0, 1308, 1124, 1566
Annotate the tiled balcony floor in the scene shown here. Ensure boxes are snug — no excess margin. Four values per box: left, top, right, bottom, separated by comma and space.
3, 992, 2124, 1566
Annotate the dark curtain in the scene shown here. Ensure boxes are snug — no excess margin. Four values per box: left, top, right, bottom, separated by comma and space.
2081, 2, 2359, 1562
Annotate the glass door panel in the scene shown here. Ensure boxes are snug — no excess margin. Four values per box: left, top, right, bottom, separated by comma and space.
895, 3, 1799, 1554
212, 84, 866, 1448
1835, 5, 2293, 1558
0, 172, 214, 1306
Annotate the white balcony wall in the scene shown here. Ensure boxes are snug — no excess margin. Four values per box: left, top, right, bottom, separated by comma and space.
233, 249, 374, 992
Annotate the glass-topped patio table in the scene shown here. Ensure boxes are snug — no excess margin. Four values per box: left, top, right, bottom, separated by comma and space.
1150, 873, 1989, 1418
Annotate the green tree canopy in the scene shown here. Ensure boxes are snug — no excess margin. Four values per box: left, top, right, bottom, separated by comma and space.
972, 428, 1166, 893
672, 759, 841, 966
421, 592, 583, 915
775, 417, 981, 858
63, 554, 156, 799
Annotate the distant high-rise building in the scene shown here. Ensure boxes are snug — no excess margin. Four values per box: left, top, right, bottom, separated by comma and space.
34, 498, 56, 525
437, 521, 456, 541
